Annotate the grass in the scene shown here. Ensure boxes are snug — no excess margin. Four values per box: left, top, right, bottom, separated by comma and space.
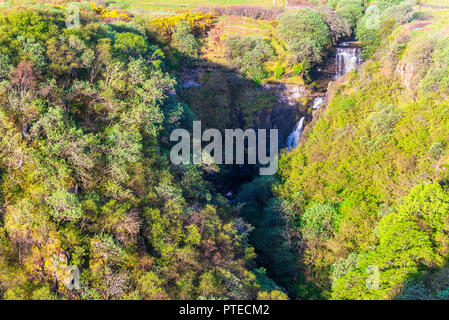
420, 0, 449, 6
107, 0, 283, 14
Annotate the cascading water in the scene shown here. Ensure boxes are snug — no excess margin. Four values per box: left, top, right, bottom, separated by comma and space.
285, 41, 361, 149
285, 97, 322, 149
335, 42, 362, 79
312, 96, 325, 110
286, 116, 305, 150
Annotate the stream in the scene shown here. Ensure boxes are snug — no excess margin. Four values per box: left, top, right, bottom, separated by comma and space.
285, 41, 362, 150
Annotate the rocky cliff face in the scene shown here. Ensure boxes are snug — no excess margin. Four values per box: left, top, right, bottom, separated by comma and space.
258, 83, 310, 148
396, 57, 418, 92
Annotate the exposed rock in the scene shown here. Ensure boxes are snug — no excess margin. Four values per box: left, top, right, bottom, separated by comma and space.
396, 57, 418, 92
261, 83, 307, 106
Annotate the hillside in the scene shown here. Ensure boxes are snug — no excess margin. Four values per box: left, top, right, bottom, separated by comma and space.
275, 1, 449, 299
0, 0, 448, 302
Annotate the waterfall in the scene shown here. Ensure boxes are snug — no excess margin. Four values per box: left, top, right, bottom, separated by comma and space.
336, 42, 362, 78
286, 117, 305, 150
312, 96, 325, 110
285, 42, 361, 151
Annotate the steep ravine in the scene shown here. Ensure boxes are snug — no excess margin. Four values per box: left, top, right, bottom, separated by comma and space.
178, 41, 362, 198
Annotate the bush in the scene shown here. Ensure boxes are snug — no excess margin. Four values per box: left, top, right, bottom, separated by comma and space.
277, 9, 330, 49
356, 1, 414, 59
429, 142, 447, 160
171, 21, 198, 59
224, 36, 273, 83
420, 36, 449, 95
292, 62, 304, 75
150, 12, 216, 41
273, 65, 285, 79
332, 183, 449, 299
277, 9, 330, 68
300, 203, 340, 241
370, 103, 403, 135
0, 53, 12, 80
356, 6, 382, 59
376, 0, 409, 12
113, 32, 148, 60
89, 2, 132, 22
382, 1, 413, 25
287, 38, 322, 68
317, 6, 352, 45
335, 0, 365, 28
7, 9, 53, 39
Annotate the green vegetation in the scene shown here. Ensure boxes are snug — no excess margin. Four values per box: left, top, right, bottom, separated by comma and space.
271, 0, 449, 300
224, 35, 274, 83
172, 21, 199, 59
276, 7, 351, 70
108, 0, 280, 13
332, 183, 449, 299
277, 9, 331, 68
1, 0, 449, 302
0, 3, 286, 300
334, 0, 365, 28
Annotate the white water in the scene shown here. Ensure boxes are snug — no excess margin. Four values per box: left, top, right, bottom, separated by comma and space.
286, 116, 305, 150
312, 96, 325, 110
336, 42, 362, 78
285, 42, 361, 149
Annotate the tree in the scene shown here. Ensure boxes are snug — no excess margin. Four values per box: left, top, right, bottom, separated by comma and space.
113, 32, 148, 60
277, 9, 330, 67
224, 36, 273, 83
172, 21, 198, 59
332, 183, 449, 300
300, 203, 340, 241
10, 61, 39, 103
318, 6, 352, 45
335, 0, 365, 28
0, 53, 12, 80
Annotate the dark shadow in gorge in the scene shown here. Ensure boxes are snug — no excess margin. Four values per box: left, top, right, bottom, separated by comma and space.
172, 53, 309, 197
165, 38, 359, 298
156, 45, 310, 297
396, 261, 449, 300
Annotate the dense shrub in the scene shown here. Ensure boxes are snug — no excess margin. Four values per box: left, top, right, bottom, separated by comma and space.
356, 1, 413, 58
113, 32, 148, 60
429, 142, 447, 160
369, 103, 403, 135
273, 65, 285, 79
332, 183, 449, 299
89, 1, 132, 22
300, 203, 340, 241
150, 12, 216, 41
0, 6, 271, 301
356, 5, 382, 58
317, 6, 352, 45
171, 21, 198, 59
277, 9, 330, 68
224, 36, 274, 83
237, 177, 300, 293
375, 0, 410, 11
419, 36, 449, 96
335, 0, 365, 28
292, 62, 304, 75
382, 1, 413, 25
